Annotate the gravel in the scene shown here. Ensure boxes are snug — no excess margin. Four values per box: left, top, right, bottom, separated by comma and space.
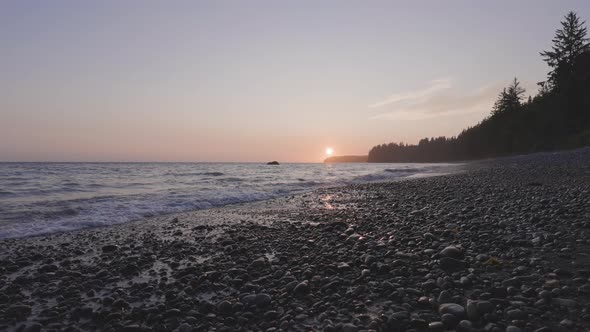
1, 148, 590, 331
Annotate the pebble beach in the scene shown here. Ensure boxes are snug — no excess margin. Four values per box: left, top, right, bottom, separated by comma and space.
2, 148, 590, 332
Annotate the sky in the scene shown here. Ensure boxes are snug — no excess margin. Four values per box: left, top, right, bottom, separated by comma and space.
2, 0, 590, 162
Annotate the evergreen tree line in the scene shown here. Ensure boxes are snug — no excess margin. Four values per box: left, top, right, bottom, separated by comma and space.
368, 12, 590, 163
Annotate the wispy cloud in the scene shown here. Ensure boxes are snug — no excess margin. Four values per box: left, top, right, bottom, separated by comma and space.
368, 78, 452, 108
368, 78, 509, 121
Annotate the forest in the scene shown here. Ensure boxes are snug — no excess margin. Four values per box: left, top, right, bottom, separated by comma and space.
368, 12, 590, 163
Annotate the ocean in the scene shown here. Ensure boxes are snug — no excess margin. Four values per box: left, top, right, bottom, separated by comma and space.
0, 162, 459, 239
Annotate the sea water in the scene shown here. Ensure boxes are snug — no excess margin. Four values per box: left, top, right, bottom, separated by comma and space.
0, 162, 459, 239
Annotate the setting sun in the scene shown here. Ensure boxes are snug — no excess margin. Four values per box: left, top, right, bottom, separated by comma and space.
326, 147, 334, 156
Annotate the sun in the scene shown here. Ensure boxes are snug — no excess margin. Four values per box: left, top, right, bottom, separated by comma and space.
325, 147, 334, 156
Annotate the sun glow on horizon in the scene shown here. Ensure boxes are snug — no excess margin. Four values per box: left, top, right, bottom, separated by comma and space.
325, 147, 334, 156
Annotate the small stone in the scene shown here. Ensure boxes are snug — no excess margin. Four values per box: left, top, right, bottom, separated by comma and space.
23, 323, 42, 332
439, 303, 466, 319
456, 320, 472, 331
112, 299, 129, 309
121, 325, 143, 332
418, 296, 431, 306
250, 257, 267, 268
39, 264, 58, 273
466, 300, 479, 320
506, 326, 522, 332
6, 305, 32, 320
341, 323, 358, 332
439, 257, 467, 271
538, 290, 551, 299
476, 254, 489, 261
544, 279, 559, 288
217, 300, 232, 314
176, 323, 192, 332
476, 301, 494, 314
441, 313, 459, 327
264, 310, 278, 320
437, 290, 453, 304
428, 321, 444, 331
337, 262, 350, 270
241, 294, 257, 305
102, 244, 118, 252
254, 293, 272, 306
552, 298, 579, 307
165, 308, 181, 317
506, 309, 525, 320
391, 311, 410, 320
440, 246, 462, 258
294, 281, 309, 294
361, 269, 370, 277
559, 319, 574, 328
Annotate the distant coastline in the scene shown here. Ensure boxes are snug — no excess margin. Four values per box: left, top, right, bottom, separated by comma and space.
323, 155, 368, 163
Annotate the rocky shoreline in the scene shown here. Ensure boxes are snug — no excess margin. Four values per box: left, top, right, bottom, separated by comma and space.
1, 148, 590, 332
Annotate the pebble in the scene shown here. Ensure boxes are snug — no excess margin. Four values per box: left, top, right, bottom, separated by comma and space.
439, 303, 466, 319
440, 246, 462, 258
3, 149, 590, 331
439, 257, 467, 271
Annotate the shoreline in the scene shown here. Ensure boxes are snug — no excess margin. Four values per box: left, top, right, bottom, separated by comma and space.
1, 149, 590, 331
0, 163, 465, 241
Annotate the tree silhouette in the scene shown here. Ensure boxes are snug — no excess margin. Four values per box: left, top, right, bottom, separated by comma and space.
540, 11, 590, 90
491, 78, 526, 116
367, 11, 590, 163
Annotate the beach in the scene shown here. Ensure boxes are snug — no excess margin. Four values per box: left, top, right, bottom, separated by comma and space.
1, 148, 590, 332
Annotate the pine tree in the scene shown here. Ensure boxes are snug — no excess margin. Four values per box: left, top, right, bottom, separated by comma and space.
540, 11, 590, 89
492, 78, 526, 116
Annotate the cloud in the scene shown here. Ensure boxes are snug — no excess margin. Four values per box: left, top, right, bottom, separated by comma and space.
368, 78, 452, 108
368, 78, 510, 121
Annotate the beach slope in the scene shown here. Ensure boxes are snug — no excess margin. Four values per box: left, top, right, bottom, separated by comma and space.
1, 148, 590, 331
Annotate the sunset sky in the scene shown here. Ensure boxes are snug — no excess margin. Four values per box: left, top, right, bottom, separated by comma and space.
2, 0, 590, 162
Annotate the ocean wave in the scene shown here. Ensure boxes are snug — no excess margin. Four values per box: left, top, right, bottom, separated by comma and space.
0, 162, 457, 239
384, 167, 421, 173
166, 171, 225, 177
